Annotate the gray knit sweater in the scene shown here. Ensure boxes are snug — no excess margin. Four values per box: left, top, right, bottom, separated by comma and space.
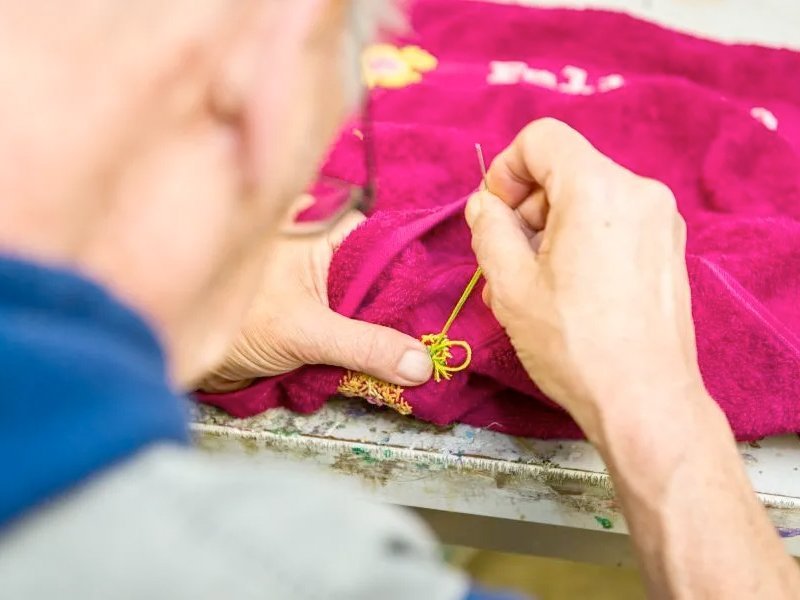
0, 446, 468, 600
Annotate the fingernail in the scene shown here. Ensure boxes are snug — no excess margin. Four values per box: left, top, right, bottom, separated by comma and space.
465, 193, 484, 227
397, 349, 433, 384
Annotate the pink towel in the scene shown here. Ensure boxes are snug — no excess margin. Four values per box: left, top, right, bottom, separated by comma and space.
199, 0, 800, 440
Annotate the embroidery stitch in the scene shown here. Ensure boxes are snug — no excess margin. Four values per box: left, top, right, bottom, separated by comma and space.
338, 371, 413, 415
362, 44, 438, 89
750, 106, 778, 131
488, 61, 625, 95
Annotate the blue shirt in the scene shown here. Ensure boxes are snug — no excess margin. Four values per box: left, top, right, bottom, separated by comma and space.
0, 256, 187, 527
0, 256, 527, 599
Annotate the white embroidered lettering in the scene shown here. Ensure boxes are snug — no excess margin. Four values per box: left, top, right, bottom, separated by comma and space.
558, 66, 591, 95
598, 74, 625, 92
750, 106, 778, 131
487, 61, 625, 96
487, 61, 527, 85
522, 68, 557, 89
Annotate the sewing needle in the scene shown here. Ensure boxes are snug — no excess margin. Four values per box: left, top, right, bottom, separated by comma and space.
463, 143, 487, 293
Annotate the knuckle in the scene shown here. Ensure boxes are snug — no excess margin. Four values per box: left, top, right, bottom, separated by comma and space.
352, 336, 379, 371
531, 117, 568, 135
353, 329, 388, 372
642, 178, 677, 211
524, 118, 573, 148
471, 214, 500, 258
625, 177, 679, 224
470, 216, 488, 251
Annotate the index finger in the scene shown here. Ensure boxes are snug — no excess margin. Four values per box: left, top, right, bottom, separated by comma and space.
486, 118, 605, 208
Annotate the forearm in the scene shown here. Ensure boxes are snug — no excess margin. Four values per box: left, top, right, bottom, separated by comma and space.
594, 383, 800, 599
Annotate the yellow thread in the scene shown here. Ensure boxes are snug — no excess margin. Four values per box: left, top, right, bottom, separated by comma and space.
335, 268, 482, 408
338, 371, 413, 416
421, 142, 488, 382
421, 267, 482, 382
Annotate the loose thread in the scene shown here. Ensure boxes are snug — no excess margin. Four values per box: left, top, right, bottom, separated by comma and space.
421, 142, 489, 383
421, 267, 483, 382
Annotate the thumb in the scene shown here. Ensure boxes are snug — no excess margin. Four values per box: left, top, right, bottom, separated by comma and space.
466, 191, 536, 293
307, 309, 433, 386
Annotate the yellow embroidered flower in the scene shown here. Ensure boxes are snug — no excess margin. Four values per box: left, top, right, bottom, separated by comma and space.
362, 44, 438, 89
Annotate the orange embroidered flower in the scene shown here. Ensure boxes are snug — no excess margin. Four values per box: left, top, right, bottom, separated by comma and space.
362, 44, 438, 89
338, 371, 412, 416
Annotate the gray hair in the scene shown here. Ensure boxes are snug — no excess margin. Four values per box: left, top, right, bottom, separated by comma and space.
352, 0, 402, 36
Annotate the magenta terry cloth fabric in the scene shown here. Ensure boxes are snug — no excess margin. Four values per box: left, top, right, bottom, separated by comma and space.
199, 0, 800, 440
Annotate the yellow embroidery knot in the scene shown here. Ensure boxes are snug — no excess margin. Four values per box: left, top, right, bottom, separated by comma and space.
418, 267, 483, 382
362, 44, 438, 89
421, 333, 473, 383
335, 269, 483, 414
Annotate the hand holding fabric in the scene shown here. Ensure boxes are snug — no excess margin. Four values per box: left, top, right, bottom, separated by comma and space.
466, 118, 703, 440
199, 209, 433, 393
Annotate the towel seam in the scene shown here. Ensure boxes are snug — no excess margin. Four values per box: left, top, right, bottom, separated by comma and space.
698, 255, 800, 359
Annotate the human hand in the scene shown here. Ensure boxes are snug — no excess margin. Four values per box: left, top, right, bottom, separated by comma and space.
466, 119, 703, 437
199, 207, 433, 392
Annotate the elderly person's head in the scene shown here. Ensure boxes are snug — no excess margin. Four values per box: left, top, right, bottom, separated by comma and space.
0, 1, 396, 385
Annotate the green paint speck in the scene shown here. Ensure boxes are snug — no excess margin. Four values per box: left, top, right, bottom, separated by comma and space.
271, 427, 298, 437
351, 447, 377, 463
595, 516, 613, 530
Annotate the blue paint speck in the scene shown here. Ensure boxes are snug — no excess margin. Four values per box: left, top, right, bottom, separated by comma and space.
777, 527, 800, 538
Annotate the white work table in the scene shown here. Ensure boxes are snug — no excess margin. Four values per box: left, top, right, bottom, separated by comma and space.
194, 400, 800, 566
194, 0, 800, 567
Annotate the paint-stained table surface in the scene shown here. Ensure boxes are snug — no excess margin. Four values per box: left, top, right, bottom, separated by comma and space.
193, 399, 800, 565
195, 0, 800, 567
